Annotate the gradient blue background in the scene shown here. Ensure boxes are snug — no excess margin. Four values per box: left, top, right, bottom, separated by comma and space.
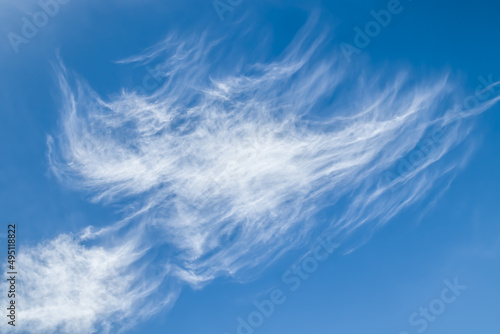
0, 0, 499, 333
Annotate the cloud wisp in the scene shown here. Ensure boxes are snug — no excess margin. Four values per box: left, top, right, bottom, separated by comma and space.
4, 17, 499, 333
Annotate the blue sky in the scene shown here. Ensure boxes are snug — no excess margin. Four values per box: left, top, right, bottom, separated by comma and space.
0, 0, 499, 333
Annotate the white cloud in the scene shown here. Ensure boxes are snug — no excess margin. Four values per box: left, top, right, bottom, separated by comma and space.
9, 15, 500, 334
0, 230, 178, 334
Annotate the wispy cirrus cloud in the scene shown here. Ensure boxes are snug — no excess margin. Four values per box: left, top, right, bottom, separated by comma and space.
0, 227, 179, 334
4, 15, 499, 334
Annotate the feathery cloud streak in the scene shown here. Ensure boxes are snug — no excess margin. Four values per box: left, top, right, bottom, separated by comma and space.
5, 17, 500, 333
